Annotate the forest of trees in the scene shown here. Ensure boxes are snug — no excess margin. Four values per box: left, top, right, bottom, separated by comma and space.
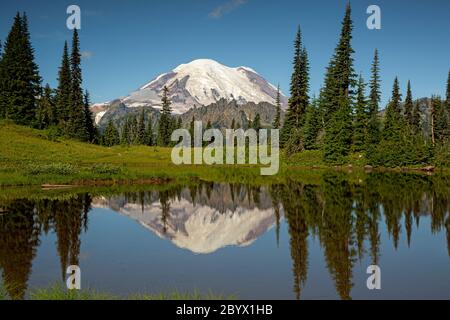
1, 8, 449, 166
281, 4, 450, 166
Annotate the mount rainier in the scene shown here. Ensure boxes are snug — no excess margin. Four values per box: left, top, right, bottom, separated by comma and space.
92, 59, 288, 125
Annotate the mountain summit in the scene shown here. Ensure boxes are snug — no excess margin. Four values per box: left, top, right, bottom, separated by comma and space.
94, 59, 288, 122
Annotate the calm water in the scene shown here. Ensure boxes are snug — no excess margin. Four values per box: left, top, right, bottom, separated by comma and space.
1, 172, 449, 300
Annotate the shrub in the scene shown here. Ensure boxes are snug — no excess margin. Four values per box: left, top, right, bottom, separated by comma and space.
28, 163, 76, 175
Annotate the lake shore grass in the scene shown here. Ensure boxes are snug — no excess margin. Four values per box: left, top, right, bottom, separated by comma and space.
1, 121, 448, 187
0, 283, 236, 300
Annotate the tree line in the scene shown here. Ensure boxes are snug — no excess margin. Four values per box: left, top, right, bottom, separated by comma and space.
280, 4, 450, 166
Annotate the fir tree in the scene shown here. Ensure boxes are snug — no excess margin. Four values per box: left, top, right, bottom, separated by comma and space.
353, 75, 367, 152
136, 110, 146, 145
252, 113, 262, 132
321, 4, 356, 162
366, 49, 381, 147
56, 42, 72, 124
37, 84, 56, 129
0, 40, 4, 118
158, 86, 172, 146
303, 97, 320, 150
68, 29, 88, 141
383, 77, 403, 141
83, 90, 95, 142
404, 80, 414, 127
0, 13, 41, 125
431, 95, 448, 144
120, 117, 130, 145
273, 84, 282, 129
281, 27, 309, 146
319, 4, 356, 124
145, 119, 154, 146
323, 94, 353, 163
411, 100, 422, 136
103, 120, 119, 147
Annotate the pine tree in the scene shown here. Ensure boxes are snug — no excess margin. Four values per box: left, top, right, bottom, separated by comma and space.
158, 86, 172, 146
324, 94, 353, 163
303, 97, 320, 150
404, 80, 414, 127
320, 4, 356, 123
83, 90, 95, 142
252, 113, 261, 132
431, 95, 447, 144
281, 27, 309, 146
120, 117, 130, 145
366, 49, 381, 147
145, 119, 153, 146
104, 120, 119, 147
0, 13, 41, 125
272, 84, 282, 129
68, 29, 88, 141
37, 84, 56, 129
56, 42, 71, 124
383, 77, 403, 141
353, 75, 367, 152
136, 110, 146, 145
411, 100, 422, 135
321, 4, 356, 162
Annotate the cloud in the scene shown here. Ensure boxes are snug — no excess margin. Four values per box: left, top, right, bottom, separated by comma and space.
209, 0, 248, 19
81, 51, 94, 59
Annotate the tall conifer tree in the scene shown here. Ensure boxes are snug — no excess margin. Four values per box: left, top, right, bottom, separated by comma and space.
68, 29, 88, 141
158, 86, 172, 146
272, 85, 282, 129
353, 75, 367, 152
56, 42, 71, 124
0, 13, 41, 125
404, 80, 414, 127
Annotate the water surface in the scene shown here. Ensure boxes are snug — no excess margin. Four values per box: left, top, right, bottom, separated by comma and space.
1, 172, 449, 299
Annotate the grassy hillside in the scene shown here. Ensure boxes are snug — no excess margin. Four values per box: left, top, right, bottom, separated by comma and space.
0, 121, 290, 186
1, 121, 445, 187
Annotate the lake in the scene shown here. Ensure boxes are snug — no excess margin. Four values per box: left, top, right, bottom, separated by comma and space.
0, 171, 449, 300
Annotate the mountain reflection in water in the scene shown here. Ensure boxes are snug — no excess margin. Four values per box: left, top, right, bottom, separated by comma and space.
0, 172, 449, 300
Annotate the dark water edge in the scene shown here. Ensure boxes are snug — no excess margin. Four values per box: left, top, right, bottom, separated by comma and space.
0, 171, 449, 300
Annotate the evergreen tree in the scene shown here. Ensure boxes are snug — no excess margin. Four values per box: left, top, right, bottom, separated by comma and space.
56, 42, 72, 124
136, 110, 146, 145
130, 115, 138, 143
252, 113, 262, 132
0, 13, 41, 125
404, 80, 414, 127
0, 40, 4, 118
272, 84, 282, 129
67, 29, 88, 141
323, 94, 353, 163
353, 75, 367, 152
366, 49, 381, 147
83, 90, 95, 142
281, 27, 309, 146
383, 77, 403, 141
37, 84, 56, 129
431, 95, 448, 144
319, 4, 356, 124
103, 120, 119, 147
158, 86, 172, 146
145, 119, 154, 146
321, 4, 356, 162
411, 100, 422, 135
303, 97, 320, 150
120, 117, 130, 145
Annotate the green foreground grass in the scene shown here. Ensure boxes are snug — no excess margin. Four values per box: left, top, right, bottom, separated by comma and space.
0, 121, 446, 187
0, 283, 236, 300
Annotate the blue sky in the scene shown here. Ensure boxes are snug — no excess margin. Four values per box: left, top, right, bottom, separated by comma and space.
0, 0, 449, 106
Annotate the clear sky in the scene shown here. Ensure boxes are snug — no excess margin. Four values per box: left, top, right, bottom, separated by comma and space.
0, 0, 449, 107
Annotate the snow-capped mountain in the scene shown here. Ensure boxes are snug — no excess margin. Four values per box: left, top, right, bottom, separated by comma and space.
91, 184, 281, 254
93, 59, 288, 124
